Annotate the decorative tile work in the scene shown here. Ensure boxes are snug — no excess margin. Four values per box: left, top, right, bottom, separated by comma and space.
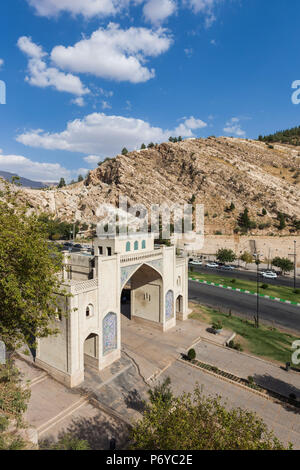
165, 290, 174, 321
103, 312, 117, 355
147, 258, 163, 275
120, 263, 141, 288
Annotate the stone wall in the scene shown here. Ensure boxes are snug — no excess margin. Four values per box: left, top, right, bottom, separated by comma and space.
191, 235, 300, 266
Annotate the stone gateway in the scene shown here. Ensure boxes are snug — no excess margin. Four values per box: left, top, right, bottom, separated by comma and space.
36, 234, 189, 387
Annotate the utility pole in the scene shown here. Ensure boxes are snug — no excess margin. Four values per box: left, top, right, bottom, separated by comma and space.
289, 241, 297, 290
253, 252, 260, 328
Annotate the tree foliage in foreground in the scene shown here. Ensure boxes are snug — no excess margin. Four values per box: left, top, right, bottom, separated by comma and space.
0, 183, 65, 350
41, 433, 90, 450
130, 379, 291, 450
0, 363, 31, 450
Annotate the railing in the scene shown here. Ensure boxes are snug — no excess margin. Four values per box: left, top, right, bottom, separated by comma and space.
63, 278, 98, 293
120, 249, 163, 264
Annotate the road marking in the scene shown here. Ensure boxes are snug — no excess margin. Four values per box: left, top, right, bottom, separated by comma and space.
189, 278, 300, 308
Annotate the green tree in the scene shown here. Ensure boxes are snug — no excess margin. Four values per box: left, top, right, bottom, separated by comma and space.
121, 147, 128, 155
240, 251, 253, 269
141, 143, 146, 149
130, 383, 290, 450
277, 212, 286, 230
0, 363, 31, 450
262, 208, 267, 216
272, 257, 294, 274
238, 208, 255, 232
0, 185, 66, 350
44, 434, 90, 450
58, 178, 66, 188
216, 249, 236, 264
77, 175, 84, 182
147, 142, 155, 148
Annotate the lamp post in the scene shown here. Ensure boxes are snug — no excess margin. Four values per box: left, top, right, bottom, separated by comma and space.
289, 241, 297, 290
294, 240, 297, 290
253, 252, 260, 328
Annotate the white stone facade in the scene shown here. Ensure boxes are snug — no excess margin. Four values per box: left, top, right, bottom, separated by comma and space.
36, 235, 189, 388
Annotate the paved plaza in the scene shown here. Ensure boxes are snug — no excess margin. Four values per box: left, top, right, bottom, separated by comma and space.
15, 316, 300, 450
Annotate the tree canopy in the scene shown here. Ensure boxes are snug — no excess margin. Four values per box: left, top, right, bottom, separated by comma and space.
0, 184, 65, 350
130, 379, 289, 450
258, 126, 300, 146
240, 251, 253, 267
0, 362, 31, 450
216, 249, 236, 264
58, 178, 66, 188
272, 257, 294, 274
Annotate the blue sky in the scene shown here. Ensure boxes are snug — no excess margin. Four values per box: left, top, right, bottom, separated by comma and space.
1, 0, 300, 182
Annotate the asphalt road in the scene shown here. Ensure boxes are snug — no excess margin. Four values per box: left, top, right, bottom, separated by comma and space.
189, 280, 300, 333
189, 264, 298, 288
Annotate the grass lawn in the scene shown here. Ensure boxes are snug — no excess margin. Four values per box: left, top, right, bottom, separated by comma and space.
190, 304, 300, 369
189, 270, 300, 303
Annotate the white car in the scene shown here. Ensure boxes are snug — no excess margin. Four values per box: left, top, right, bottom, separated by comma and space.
262, 272, 278, 279
190, 260, 203, 266
206, 262, 219, 268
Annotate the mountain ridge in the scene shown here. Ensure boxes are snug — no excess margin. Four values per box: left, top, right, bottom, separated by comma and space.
9, 137, 300, 235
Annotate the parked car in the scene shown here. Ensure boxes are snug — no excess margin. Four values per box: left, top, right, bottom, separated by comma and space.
206, 262, 219, 268
262, 272, 278, 279
190, 260, 203, 266
219, 265, 235, 271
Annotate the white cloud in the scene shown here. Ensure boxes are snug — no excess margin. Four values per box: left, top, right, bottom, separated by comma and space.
223, 117, 246, 137
26, 0, 130, 18
143, 0, 177, 25
175, 116, 207, 136
183, 0, 221, 26
0, 153, 72, 182
99, 88, 114, 98
18, 36, 90, 96
16, 112, 207, 157
0, 59, 4, 69
84, 155, 101, 164
51, 23, 172, 83
184, 48, 193, 57
71, 97, 86, 107
101, 100, 112, 110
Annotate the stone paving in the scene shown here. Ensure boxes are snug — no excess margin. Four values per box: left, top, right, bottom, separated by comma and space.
156, 360, 300, 449
194, 342, 300, 399
121, 316, 232, 381
15, 357, 131, 450
14, 316, 300, 450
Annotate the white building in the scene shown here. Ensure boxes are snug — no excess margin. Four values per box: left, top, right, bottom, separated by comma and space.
36, 234, 189, 388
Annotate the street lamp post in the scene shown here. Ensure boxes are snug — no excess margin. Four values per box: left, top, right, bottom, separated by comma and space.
289, 241, 297, 290
254, 253, 260, 328
294, 240, 297, 290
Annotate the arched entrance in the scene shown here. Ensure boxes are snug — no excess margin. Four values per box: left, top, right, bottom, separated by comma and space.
121, 264, 163, 324
84, 333, 99, 371
176, 295, 183, 317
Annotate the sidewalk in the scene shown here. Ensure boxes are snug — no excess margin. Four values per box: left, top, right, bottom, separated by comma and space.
194, 341, 300, 400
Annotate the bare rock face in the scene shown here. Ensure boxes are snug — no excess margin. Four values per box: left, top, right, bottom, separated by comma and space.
10, 137, 300, 234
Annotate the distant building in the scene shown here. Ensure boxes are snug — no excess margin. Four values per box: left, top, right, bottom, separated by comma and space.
36, 234, 189, 387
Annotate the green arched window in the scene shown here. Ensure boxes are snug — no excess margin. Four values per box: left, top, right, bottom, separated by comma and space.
126, 241, 131, 252
134, 241, 139, 251
142, 240, 146, 249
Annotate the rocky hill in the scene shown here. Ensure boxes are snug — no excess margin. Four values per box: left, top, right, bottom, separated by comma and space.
9, 137, 300, 235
